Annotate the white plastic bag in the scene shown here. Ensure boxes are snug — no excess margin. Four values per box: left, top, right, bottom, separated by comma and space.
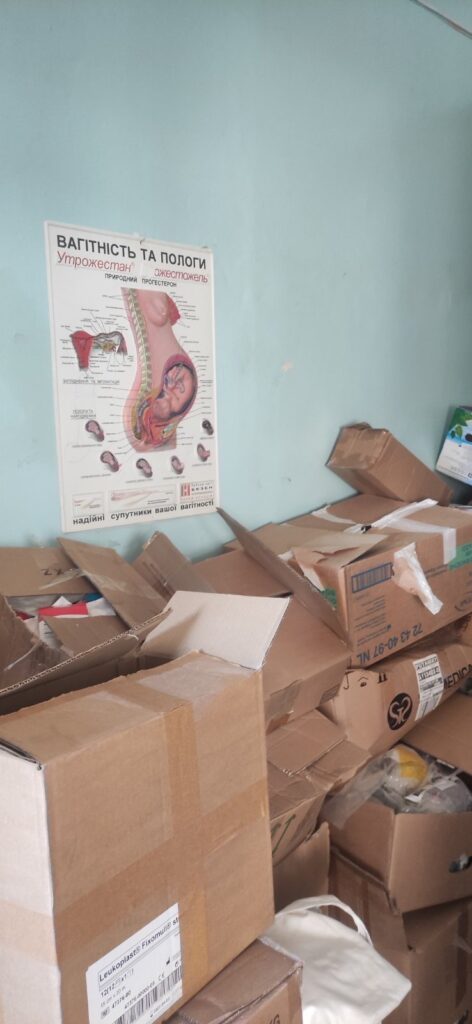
265, 896, 411, 1024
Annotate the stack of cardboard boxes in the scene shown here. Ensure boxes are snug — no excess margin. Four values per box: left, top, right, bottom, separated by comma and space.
1, 422, 472, 1023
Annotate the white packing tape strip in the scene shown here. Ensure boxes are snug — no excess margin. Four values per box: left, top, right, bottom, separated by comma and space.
371, 500, 456, 564
311, 506, 356, 526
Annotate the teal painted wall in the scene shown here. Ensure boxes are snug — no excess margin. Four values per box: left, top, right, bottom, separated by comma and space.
1, 0, 472, 558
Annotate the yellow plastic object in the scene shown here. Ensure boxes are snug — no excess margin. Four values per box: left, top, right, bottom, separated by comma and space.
390, 744, 430, 792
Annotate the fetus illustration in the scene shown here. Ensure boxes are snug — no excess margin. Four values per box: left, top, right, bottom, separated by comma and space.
122, 288, 198, 451
71, 330, 127, 370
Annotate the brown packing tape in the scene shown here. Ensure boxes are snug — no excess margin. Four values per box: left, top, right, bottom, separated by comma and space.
287, 968, 303, 1024
217, 509, 347, 642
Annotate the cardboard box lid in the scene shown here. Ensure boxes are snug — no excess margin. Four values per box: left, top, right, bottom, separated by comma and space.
142, 591, 289, 671
196, 549, 289, 598
0, 650, 254, 765
218, 509, 346, 641
171, 940, 301, 1024
0, 546, 91, 597
134, 531, 214, 597
407, 692, 472, 775
60, 537, 166, 627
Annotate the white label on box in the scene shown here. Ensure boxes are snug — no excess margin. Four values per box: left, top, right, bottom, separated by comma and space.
86, 904, 182, 1024
413, 653, 444, 720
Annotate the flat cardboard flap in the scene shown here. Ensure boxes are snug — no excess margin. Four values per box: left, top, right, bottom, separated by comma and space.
46, 615, 126, 656
172, 940, 301, 1024
134, 531, 213, 597
218, 509, 346, 641
267, 710, 345, 773
195, 550, 289, 598
143, 591, 289, 670
60, 537, 166, 626
0, 545, 91, 597
407, 692, 472, 775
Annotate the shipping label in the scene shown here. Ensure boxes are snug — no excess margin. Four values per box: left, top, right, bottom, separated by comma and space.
86, 904, 182, 1024
412, 653, 444, 719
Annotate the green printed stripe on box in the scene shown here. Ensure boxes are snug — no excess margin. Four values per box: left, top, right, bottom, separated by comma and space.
323, 587, 338, 609
449, 543, 472, 570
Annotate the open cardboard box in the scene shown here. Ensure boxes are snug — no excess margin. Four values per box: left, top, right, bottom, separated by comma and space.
329, 692, 472, 912
330, 849, 472, 1024
327, 423, 453, 505
218, 492, 472, 666
0, 650, 275, 1024
0, 537, 167, 692
267, 708, 368, 864
170, 940, 302, 1024
323, 616, 472, 755
134, 532, 350, 729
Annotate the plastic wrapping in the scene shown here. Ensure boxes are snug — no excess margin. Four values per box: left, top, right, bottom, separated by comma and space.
393, 542, 443, 615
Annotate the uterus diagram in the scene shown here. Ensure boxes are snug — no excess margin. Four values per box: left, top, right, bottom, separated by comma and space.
120, 288, 198, 452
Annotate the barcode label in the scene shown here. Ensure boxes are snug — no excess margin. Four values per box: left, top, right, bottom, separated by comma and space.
113, 967, 182, 1024
86, 904, 182, 1024
351, 562, 393, 594
413, 653, 444, 720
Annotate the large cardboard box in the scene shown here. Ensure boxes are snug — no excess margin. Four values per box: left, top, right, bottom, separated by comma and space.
328, 423, 452, 505
170, 940, 302, 1024
329, 692, 472, 912
273, 823, 330, 911
0, 651, 274, 1024
134, 533, 349, 729
219, 495, 472, 666
330, 850, 472, 1024
324, 617, 472, 754
268, 709, 368, 864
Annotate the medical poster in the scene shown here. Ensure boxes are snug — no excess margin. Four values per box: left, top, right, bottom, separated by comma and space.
45, 222, 218, 532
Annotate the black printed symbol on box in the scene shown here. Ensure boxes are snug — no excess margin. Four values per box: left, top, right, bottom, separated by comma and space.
387, 692, 413, 730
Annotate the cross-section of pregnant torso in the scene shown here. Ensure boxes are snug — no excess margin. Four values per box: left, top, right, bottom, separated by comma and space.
122, 288, 198, 451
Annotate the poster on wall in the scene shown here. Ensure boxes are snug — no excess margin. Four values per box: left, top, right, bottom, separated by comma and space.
45, 221, 218, 532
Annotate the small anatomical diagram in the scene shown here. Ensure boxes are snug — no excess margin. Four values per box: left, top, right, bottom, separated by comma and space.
100, 451, 119, 473
85, 419, 105, 442
197, 443, 210, 462
123, 288, 198, 451
70, 330, 127, 370
136, 458, 153, 479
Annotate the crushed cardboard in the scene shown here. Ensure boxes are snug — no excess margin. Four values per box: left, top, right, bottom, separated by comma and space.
267, 708, 368, 864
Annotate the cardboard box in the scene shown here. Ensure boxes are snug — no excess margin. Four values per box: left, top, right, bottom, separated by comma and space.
273, 822, 330, 911
268, 708, 368, 864
329, 692, 472, 912
437, 406, 472, 485
170, 940, 302, 1024
0, 651, 274, 1024
219, 495, 472, 666
0, 538, 167, 689
134, 533, 349, 729
328, 423, 452, 505
330, 850, 472, 1024
324, 616, 472, 755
